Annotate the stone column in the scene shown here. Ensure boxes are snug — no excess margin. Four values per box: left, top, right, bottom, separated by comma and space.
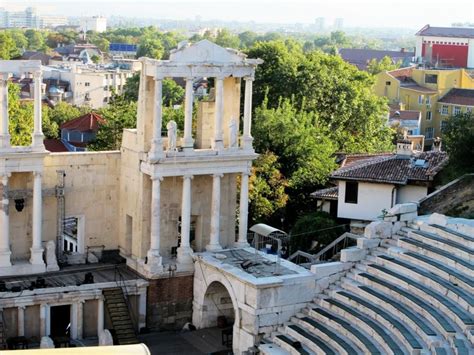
177, 175, 193, 264
138, 289, 147, 331
149, 77, 164, 162
17, 306, 25, 336
182, 77, 194, 149
0, 174, 11, 267
30, 171, 45, 266
0, 73, 10, 149
236, 172, 250, 247
212, 77, 224, 151
206, 174, 223, 251
77, 301, 84, 339
97, 298, 104, 335
70, 303, 78, 339
32, 71, 45, 150
40, 304, 50, 336
146, 176, 163, 275
241, 77, 254, 151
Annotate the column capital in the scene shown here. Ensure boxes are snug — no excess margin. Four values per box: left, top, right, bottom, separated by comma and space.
33, 71, 42, 80
150, 175, 163, 182
183, 174, 194, 180
0, 73, 9, 85
1, 173, 11, 184
215, 75, 226, 81
244, 76, 255, 82
18, 305, 26, 310
33, 171, 43, 178
185, 76, 194, 82
212, 173, 224, 178
155, 75, 165, 81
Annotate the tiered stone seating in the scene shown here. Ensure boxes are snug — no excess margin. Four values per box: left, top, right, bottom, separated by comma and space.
263, 209, 473, 355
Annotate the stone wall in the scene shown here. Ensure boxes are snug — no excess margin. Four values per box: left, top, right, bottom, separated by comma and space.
146, 275, 194, 331
419, 174, 474, 218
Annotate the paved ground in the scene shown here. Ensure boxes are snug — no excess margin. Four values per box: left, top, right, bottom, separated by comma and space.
139, 328, 232, 355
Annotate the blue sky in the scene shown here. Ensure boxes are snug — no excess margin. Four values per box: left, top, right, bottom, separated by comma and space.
1, 0, 473, 28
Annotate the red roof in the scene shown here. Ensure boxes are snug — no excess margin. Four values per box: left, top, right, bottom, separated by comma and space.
389, 110, 421, 120
44, 139, 69, 152
60, 112, 105, 132
438, 88, 474, 106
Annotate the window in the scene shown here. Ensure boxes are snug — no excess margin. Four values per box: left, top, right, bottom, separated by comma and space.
425, 74, 438, 84
467, 107, 473, 113
418, 95, 424, 105
441, 105, 449, 115
425, 127, 434, 139
425, 96, 431, 105
344, 181, 358, 204
440, 121, 448, 132
426, 111, 432, 121
453, 106, 462, 115
385, 81, 391, 86
85, 82, 90, 87
63, 217, 78, 253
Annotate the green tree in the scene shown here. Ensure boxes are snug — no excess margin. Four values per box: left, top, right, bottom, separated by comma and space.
8, 29, 28, 52
47, 102, 89, 127
162, 79, 185, 106
238, 31, 258, 48
137, 37, 164, 59
367, 56, 400, 75
24, 29, 45, 50
248, 152, 288, 225
0, 32, 19, 59
214, 29, 240, 49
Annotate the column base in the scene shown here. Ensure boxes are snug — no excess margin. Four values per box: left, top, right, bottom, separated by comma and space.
32, 134, 46, 151
0, 133, 11, 149
234, 241, 250, 248
144, 249, 163, 275
240, 136, 254, 151
212, 140, 224, 151
206, 243, 223, 252
181, 138, 195, 150
0, 250, 12, 267
149, 139, 164, 163
30, 247, 45, 266
177, 246, 194, 264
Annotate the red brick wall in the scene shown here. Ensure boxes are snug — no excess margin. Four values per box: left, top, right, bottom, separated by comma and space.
146, 275, 194, 331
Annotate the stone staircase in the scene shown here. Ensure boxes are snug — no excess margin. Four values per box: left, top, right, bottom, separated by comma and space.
260, 208, 474, 355
103, 287, 139, 345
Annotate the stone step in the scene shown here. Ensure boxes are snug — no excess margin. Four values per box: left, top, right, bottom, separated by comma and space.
421, 224, 474, 249
375, 255, 474, 311
292, 315, 362, 355
285, 324, 337, 355
386, 249, 473, 294
397, 238, 473, 276
408, 230, 473, 263
307, 306, 383, 354
260, 343, 292, 355
351, 271, 458, 339
365, 263, 474, 333
273, 333, 313, 355
319, 297, 406, 355
340, 278, 443, 348
330, 289, 427, 353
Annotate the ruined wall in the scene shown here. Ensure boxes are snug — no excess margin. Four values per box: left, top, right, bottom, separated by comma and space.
419, 174, 474, 218
146, 275, 194, 331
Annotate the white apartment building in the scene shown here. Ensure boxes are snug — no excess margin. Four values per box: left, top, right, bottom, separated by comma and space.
80, 16, 107, 33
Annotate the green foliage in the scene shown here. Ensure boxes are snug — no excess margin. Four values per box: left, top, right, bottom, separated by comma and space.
137, 36, 164, 59
162, 79, 185, 106
289, 212, 342, 253
0, 31, 20, 59
440, 112, 474, 180
248, 152, 288, 224
122, 73, 140, 102
24, 29, 45, 51
162, 105, 185, 132
89, 95, 137, 151
367, 56, 401, 75
46, 102, 90, 128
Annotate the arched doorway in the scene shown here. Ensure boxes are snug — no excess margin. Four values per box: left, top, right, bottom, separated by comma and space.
198, 281, 237, 350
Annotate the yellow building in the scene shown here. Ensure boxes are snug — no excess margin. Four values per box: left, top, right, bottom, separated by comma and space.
375, 67, 474, 149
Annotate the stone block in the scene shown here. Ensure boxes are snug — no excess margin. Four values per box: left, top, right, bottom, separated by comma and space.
391, 221, 404, 235
40, 336, 55, 349
364, 221, 392, 239
388, 203, 418, 215
311, 262, 350, 279
399, 211, 418, 221
340, 247, 367, 262
99, 329, 114, 346
357, 237, 380, 249
315, 276, 331, 293
428, 213, 448, 226
383, 216, 398, 222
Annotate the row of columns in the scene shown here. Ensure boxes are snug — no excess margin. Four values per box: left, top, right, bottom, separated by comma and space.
146, 171, 250, 272
148, 76, 254, 160
0, 71, 44, 150
0, 172, 44, 268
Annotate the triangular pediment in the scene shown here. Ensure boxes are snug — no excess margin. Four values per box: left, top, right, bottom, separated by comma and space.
169, 40, 246, 64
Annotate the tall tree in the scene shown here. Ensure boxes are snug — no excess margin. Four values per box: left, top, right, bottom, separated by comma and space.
24, 29, 45, 51
0, 32, 19, 59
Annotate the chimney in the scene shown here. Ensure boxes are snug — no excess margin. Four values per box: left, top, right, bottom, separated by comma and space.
432, 137, 442, 152
396, 131, 413, 157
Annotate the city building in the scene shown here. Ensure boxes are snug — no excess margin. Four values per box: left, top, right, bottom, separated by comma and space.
314, 17, 325, 32
388, 109, 422, 135
339, 48, 414, 71
109, 44, 138, 60
374, 66, 474, 148
415, 24, 474, 68
80, 16, 107, 33
311, 139, 447, 222
0, 7, 40, 29
334, 17, 344, 30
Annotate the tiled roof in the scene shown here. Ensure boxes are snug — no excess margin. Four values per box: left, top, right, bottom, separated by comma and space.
310, 186, 339, 200
438, 88, 474, 106
339, 153, 393, 168
339, 48, 414, 70
388, 67, 414, 79
60, 112, 105, 132
416, 25, 474, 39
389, 110, 421, 121
44, 139, 69, 152
399, 78, 437, 93
331, 151, 448, 184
